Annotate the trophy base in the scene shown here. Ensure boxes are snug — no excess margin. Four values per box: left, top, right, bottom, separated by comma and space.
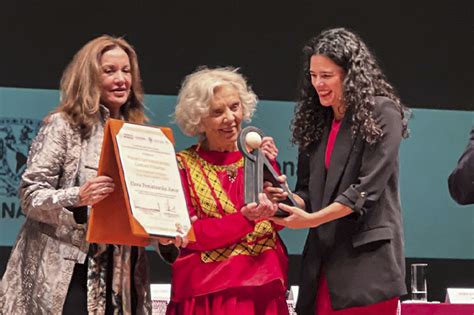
274, 208, 290, 217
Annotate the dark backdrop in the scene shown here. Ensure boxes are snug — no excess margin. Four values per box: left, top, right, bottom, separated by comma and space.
1, 0, 473, 110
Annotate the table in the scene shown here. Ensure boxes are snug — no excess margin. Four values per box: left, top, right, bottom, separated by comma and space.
401, 302, 474, 315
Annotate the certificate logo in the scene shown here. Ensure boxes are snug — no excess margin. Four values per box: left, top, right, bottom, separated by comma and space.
0, 117, 41, 197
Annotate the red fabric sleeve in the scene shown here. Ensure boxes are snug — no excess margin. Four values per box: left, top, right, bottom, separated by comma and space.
179, 169, 255, 251
189, 214, 255, 251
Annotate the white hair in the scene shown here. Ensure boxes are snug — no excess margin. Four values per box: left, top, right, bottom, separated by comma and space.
174, 67, 257, 136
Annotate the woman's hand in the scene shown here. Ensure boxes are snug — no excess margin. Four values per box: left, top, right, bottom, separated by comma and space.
76, 176, 115, 206
156, 235, 189, 248
261, 136, 278, 161
270, 202, 353, 229
153, 219, 193, 249
263, 174, 289, 203
241, 193, 277, 221
269, 203, 318, 229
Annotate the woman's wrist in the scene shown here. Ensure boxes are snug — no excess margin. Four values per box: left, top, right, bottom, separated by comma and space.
309, 211, 323, 228
292, 193, 305, 209
310, 202, 354, 227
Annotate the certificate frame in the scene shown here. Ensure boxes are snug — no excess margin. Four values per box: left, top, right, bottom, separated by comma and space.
87, 119, 194, 246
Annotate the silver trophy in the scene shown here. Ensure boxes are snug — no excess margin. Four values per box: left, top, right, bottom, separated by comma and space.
237, 126, 296, 217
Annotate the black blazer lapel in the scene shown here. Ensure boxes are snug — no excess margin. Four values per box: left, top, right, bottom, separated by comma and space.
322, 116, 356, 206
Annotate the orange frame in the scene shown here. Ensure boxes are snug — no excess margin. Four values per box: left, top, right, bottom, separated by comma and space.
86, 119, 193, 246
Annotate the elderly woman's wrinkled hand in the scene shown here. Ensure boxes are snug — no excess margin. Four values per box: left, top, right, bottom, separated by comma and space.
156, 235, 189, 248
154, 221, 191, 249
261, 136, 278, 161
241, 193, 278, 221
77, 176, 115, 206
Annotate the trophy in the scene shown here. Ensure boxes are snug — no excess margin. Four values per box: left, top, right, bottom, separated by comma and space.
237, 126, 297, 217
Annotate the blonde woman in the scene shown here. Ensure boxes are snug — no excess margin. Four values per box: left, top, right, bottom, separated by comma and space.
0, 35, 175, 314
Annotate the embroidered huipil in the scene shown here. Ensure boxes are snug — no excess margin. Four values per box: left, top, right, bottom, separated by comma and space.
169, 146, 288, 301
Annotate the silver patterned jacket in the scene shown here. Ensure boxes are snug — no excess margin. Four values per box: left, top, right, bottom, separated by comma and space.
0, 111, 152, 315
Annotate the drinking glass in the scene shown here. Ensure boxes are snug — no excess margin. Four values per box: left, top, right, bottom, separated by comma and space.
411, 263, 428, 301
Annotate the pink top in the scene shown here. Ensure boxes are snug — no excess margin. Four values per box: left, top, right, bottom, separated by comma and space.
325, 119, 343, 169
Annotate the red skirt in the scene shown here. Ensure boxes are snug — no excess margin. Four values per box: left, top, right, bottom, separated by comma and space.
315, 273, 399, 315
166, 280, 289, 315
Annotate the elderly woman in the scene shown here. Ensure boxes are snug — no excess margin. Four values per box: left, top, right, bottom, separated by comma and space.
0, 35, 174, 314
269, 28, 410, 315
166, 67, 289, 315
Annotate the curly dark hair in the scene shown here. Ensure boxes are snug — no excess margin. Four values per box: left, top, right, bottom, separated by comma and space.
292, 28, 410, 148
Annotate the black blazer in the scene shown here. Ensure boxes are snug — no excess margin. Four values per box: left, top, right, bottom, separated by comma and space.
295, 97, 407, 314
448, 127, 474, 205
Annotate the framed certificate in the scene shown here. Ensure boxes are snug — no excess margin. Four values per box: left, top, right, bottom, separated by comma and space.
87, 119, 193, 246
116, 123, 190, 238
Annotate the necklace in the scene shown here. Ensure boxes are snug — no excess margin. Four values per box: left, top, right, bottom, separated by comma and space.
196, 141, 241, 183
225, 164, 238, 183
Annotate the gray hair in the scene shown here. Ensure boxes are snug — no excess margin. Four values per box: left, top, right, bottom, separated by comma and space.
174, 67, 257, 136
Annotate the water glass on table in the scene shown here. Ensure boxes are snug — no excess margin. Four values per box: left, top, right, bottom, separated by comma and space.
411, 263, 428, 301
